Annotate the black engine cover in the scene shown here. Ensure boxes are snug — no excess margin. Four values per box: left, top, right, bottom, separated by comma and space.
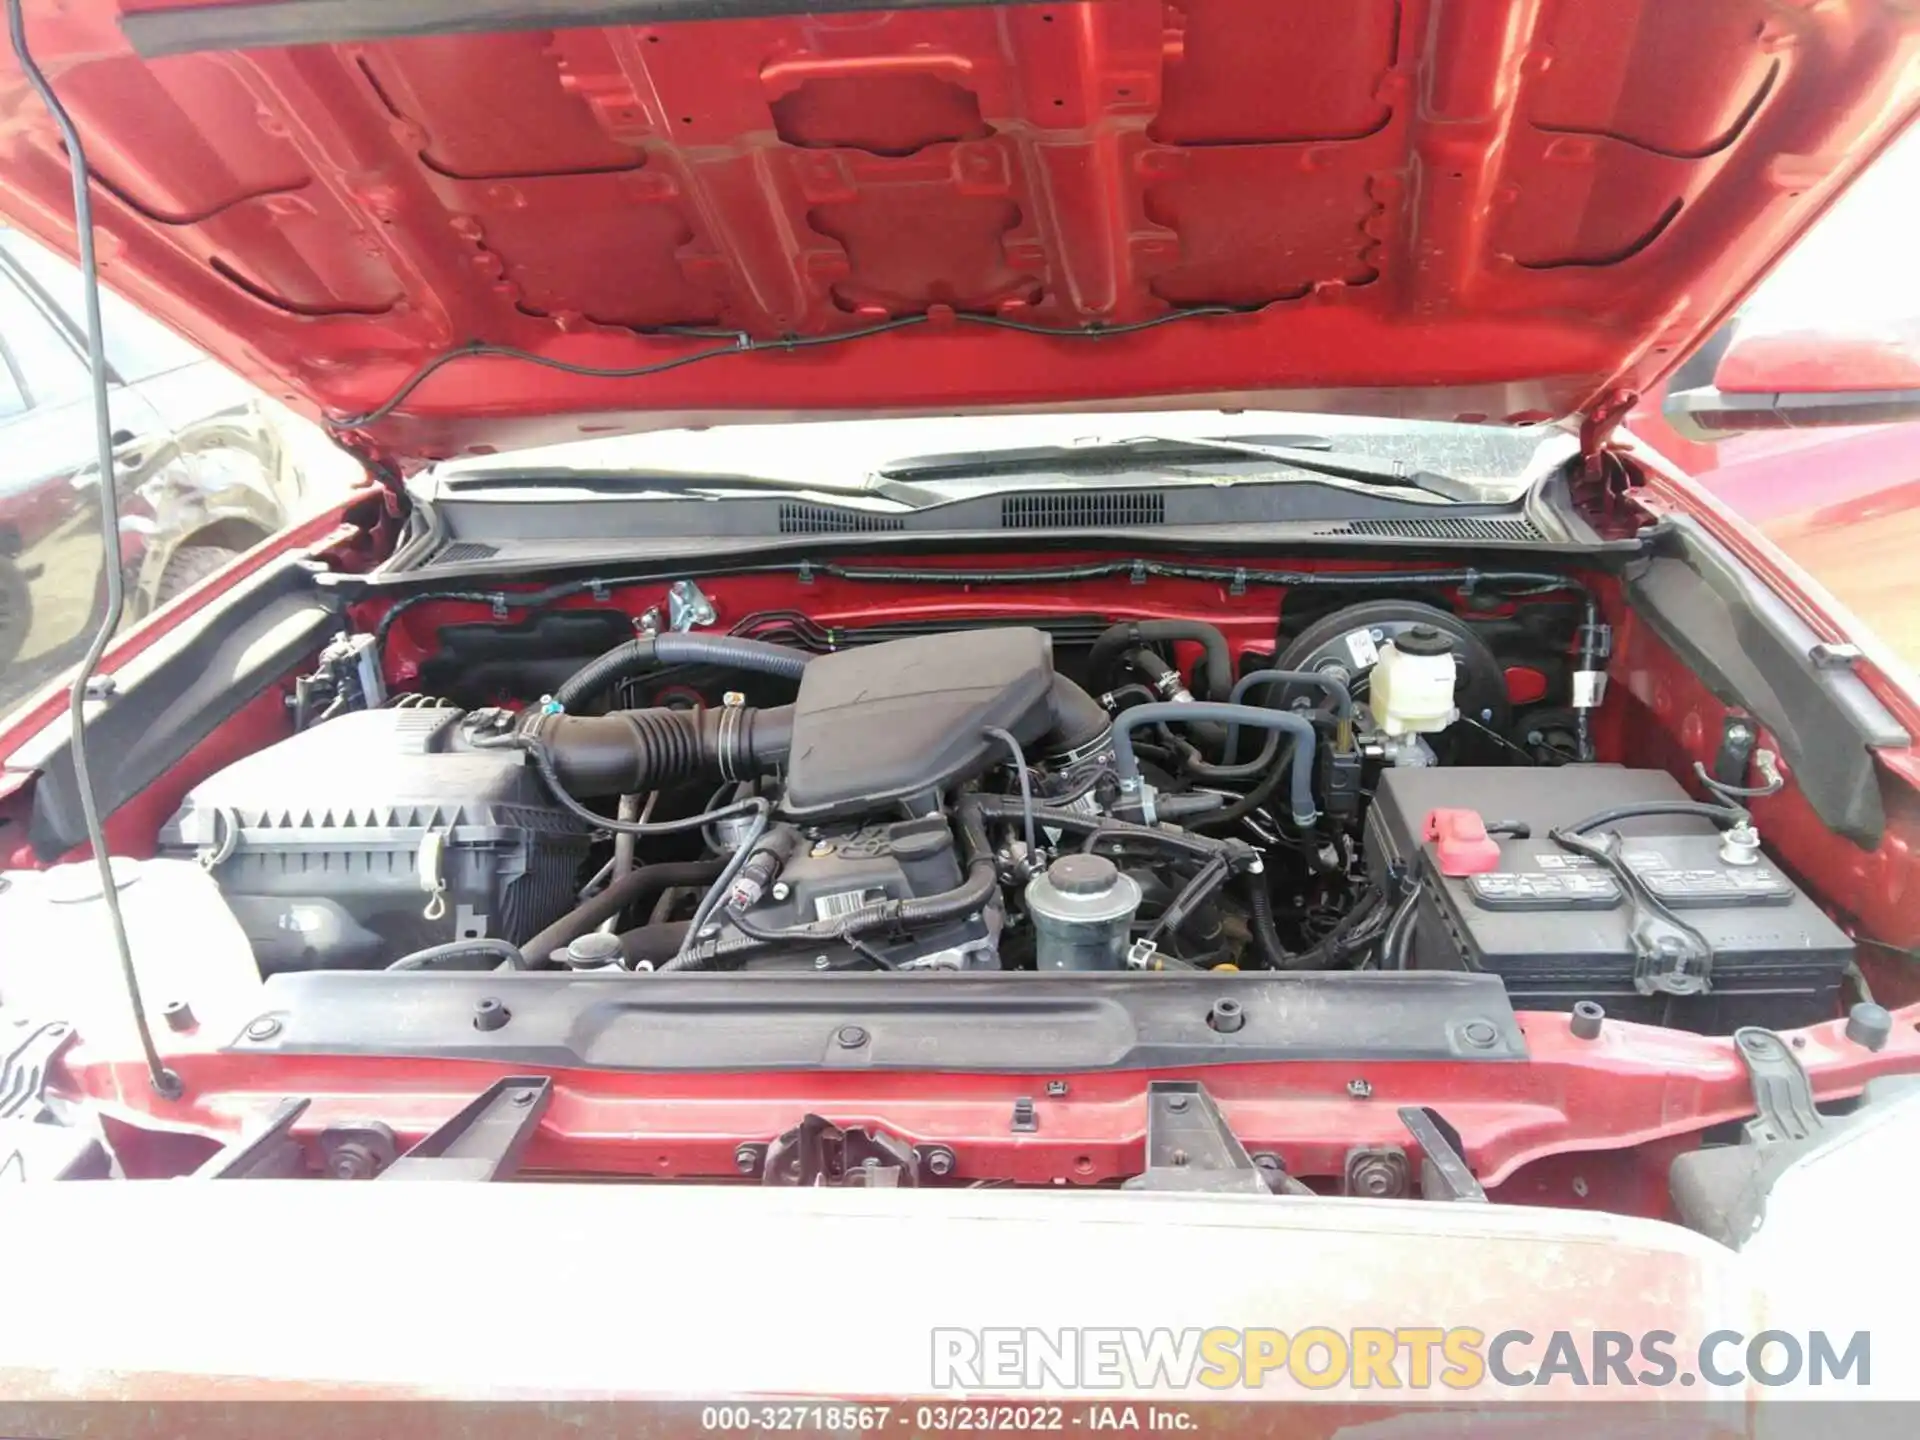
780, 627, 1055, 820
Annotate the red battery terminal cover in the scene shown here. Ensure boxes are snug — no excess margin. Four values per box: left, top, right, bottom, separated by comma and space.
1425, 808, 1502, 876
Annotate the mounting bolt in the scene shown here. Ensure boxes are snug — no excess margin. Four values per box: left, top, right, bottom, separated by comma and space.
244, 1016, 281, 1042
813, 955, 831, 970
1167, 1093, 1190, 1113
473, 997, 510, 1032
1347, 1078, 1372, 1100
835, 1024, 869, 1049
734, 1144, 759, 1174
771, 881, 792, 902
1845, 1002, 1893, 1052
1570, 1000, 1605, 1040
924, 1146, 956, 1178
509, 1089, 535, 1107
328, 1142, 383, 1180
162, 999, 196, 1033
1046, 1079, 1069, 1097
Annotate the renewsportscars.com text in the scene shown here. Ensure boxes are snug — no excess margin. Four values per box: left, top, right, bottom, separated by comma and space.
931, 1327, 1872, 1391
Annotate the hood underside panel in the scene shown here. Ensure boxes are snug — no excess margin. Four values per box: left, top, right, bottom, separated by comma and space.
2, 0, 1917, 462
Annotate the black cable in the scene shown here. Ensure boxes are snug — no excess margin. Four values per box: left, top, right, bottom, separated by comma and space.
1143, 854, 1232, 947
330, 307, 1244, 431
1692, 758, 1783, 802
983, 725, 1038, 864
9, 0, 180, 1100
364, 561, 1589, 671
726, 908, 900, 970
1561, 800, 1747, 835
1379, 872, 1424, 970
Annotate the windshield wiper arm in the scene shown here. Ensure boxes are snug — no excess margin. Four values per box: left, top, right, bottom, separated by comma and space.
1125, 435, 1480, 501
879, 434, 1477, 500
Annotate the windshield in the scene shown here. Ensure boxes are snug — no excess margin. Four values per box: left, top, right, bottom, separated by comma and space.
428, 411, 1576, 501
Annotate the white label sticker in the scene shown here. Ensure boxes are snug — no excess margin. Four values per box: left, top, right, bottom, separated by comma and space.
1344, 628, 1381, 669
813, 888, 885, 921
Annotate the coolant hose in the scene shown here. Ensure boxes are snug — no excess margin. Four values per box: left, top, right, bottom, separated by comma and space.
552, 632, 812, 711
521, 858, 727, 966
1110, 702, 1318, 826
1088, 621, 1233, 701
532, 703, 793, 796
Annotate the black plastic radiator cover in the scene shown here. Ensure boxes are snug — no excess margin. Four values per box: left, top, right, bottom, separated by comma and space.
231, 970, 1526, 1071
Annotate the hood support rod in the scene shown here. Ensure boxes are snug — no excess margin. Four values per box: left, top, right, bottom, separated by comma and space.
7, 0, 182, 1100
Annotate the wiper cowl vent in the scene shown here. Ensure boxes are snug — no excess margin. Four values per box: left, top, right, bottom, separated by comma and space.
778, 502, 906, 535
1001, 490, 1167, 530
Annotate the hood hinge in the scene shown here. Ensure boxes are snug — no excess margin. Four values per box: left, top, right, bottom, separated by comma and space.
1579, 388, 1639, 470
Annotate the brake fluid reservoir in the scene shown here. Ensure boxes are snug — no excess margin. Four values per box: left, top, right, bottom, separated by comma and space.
1368, 624, 1459, 735
1025, 854, 1142, 971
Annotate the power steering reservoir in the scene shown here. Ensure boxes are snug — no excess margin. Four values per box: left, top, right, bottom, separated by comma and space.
1025, 853, 1142, 971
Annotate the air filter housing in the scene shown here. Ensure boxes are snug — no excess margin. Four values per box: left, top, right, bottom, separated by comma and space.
159, 708, 591, 971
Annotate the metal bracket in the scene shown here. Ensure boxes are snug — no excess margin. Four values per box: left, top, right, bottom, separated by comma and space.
1122, 1080, 1269, 1194
1808, 641, 1862, 671
667, 578, 716, 631
1713, 714, 1758, 790
1734, 1028, 1825, 1144
381, 1076, 552, 1181
195, 1097, 312, 1179
1398, 1106, 1487, 1202
0, 1019, 77, 1124
760, 1113, 925, 1187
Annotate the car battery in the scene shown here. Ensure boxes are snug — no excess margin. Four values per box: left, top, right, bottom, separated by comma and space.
1363, 764, 1852, 1032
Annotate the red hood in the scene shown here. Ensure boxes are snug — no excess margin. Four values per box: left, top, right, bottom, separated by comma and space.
2, 0, 1916, 466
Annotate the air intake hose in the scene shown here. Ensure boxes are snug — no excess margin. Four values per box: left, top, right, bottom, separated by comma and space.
552, 632, 813, 712
531, 703, 793, 797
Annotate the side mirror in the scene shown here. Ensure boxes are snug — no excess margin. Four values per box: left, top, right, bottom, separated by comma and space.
1662, 327, 1920, 440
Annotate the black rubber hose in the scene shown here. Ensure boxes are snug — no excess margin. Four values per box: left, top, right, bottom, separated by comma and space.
1088, 621, 1234, 701
522, 859, 727, 966
534, 704, 792, 796
974, 798, 1244, 867
616, 920, 693, 968
553, 632, 812, 712
1110, 702, 1317, 825
1185, 737, 1303, 834
1046, 674, 1113, 754
1244, 879, 1308, 970
387, 938, 527, 972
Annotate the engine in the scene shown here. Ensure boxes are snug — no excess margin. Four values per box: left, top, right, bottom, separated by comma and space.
157, 597, 1853, 1032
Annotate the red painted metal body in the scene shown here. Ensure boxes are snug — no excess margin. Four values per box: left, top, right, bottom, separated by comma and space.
0, 1, 1917, 462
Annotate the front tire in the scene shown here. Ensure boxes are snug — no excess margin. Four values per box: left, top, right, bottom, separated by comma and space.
153, 544, 241, 605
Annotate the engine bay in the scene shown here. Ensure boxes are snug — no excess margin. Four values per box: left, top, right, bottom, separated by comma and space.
146, 564, 1850, 1034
